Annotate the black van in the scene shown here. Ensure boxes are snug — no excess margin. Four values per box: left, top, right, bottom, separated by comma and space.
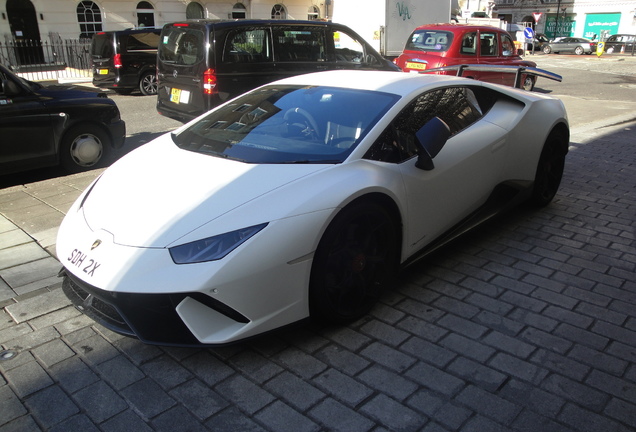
91, 28, 161, 95
156, 20, 399, 122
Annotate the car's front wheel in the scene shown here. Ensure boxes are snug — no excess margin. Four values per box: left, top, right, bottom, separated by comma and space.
309, 201, 398, 323
530, 129, 568, 207
574, 46, 584, 55
139, 71, 158, 96
60, 124, 111, 173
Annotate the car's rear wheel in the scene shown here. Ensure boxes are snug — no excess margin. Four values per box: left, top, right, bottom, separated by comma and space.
530, 129, 568, 207
309, 201, 398, 323
60, 124, 111, 173
574, 46, 584, 55
522, 75, 535, 91
543, 45, 552, 54
139, 71, 158, 96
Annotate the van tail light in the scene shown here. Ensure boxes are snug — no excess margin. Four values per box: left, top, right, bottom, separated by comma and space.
203, 68, 217, 95
114, 53, 122, 68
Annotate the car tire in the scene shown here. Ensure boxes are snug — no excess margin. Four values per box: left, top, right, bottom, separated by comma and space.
522, 75, 535, 91
543, 45, 552, 54
607, 47, 614, 54
60, 124, 111, 173
309, 200, 398, 323
139, 71, 158, 96
530, 129, 568, 207
574, 46, 584, 55
113, 88, 134, 95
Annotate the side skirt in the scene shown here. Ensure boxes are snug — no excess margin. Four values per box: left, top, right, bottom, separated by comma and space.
401, 180, 533, 270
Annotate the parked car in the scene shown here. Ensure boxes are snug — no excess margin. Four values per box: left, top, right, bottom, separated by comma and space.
542, 37, 597, 55
156, 19, 399, 122
58, 68, 569, 346
526, 33, 549, 51
91, 28, 161, 95
603, 34, 636, 54
0, 64, 125, 175
395, 24, 538, 91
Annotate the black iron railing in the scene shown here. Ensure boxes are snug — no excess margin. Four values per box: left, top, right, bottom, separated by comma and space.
0, 38, 92, 81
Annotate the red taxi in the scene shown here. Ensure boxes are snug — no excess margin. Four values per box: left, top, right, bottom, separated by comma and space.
395, 24, 537, 90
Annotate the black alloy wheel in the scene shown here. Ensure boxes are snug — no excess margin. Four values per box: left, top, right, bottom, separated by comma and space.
530, 130, 567, 207
309, 201, 398, 323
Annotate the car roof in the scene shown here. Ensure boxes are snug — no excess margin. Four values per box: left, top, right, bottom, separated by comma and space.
270, 70, 471, 97
412, 23, 509, 33
163, 19, 347, 30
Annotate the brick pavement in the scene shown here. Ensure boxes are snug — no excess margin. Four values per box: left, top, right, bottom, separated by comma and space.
1, 107, 636, 430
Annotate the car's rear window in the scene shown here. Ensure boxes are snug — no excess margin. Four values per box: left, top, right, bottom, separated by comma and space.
406, 30, 454, 52
90, 33, 113, 58
159, 26, 206, 65
172, 85, 398, 164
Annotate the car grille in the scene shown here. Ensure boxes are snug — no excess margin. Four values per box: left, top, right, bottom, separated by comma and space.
60, 270, 249, 346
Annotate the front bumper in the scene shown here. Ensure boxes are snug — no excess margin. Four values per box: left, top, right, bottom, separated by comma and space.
61, 269, 248, 346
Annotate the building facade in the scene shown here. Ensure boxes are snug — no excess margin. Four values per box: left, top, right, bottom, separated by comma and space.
1, 0, 329, 42
494, 0, 636, 40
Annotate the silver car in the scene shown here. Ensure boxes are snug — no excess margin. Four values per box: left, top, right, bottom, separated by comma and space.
543, 37, 597, 55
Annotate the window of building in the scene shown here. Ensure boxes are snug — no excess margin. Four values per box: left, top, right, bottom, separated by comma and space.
233, 3, 247, 19
186, 2, 204, 19
308, 5, 320, 20
271, 4, 287, 20
77, 1, 102, 39
137, 1, 155, 28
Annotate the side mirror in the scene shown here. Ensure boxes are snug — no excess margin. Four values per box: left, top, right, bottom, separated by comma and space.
414, 116, 451, 170
1, 79, 22, 97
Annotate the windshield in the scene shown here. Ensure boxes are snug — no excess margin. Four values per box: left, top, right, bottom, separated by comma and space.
172, 85, 398, 164
406, 30, 453, 52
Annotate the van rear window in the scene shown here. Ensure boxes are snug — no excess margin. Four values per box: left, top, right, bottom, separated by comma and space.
91, 34, 113, 58
159, 27, 205, 65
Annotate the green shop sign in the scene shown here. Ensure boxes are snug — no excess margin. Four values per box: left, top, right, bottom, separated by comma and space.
583, 13, 620, 40
545, 15, 575, 39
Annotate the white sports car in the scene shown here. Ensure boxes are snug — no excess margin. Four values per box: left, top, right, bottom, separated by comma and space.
57, 69, 568, 346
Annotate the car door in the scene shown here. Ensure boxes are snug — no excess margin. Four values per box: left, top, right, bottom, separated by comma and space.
217, 26, 276, 97
156, 24, 209, 118
477, 30, 505, 85
0, 71, 56, 172
271, 25, 329, 78
366, 86, 509, 255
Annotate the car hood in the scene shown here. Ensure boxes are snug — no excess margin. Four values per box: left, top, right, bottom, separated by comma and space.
37, 84, 108, 100
81, 134, 328, 248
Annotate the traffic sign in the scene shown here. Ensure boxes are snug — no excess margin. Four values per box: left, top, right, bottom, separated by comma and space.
533, 12, 542, 23
524, 27, 535, 40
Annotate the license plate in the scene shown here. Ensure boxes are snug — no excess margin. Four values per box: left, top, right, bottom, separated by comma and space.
170, 88, 191, 104
98, 69, 109, 75
66, 248, 101, 277
406, 62, 427, 70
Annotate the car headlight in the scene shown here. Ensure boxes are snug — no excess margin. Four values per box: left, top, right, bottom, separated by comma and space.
169, 223, 268, 264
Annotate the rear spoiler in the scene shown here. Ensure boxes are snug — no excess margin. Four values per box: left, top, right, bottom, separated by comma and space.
420, 64, 562, 88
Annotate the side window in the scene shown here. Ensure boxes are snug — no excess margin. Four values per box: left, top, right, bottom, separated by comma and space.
333, 30, 364, 63
224, 29, 272, 63
364, 87, 484, 163
460, 32, 477, 55
127, 31, 160, 52
501, 34, 514, 56
479, 32, 498, 56
273, 28, 326, 62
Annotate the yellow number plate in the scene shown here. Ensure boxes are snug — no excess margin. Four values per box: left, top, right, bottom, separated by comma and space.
406, 62, 427, 70
170, 88, 182, 103
98, 69, 109, 75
